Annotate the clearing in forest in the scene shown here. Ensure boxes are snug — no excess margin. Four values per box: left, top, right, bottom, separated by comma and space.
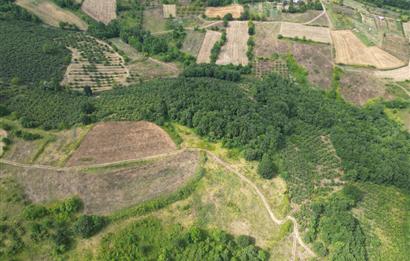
16, 0, 88, 30
279, 22, 331, 44
197, 30, 222, 64
163, 4, 176, 18
61, 34, 129, 91
217, 21, 249, 66
82, 0, 116, 25
66, 121, 176, 166
205, 4, 244, 19
9, 150, 199, 215
331, 30, 405, 69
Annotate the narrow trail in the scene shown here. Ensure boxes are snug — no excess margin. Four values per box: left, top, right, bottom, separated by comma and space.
1, 148, 316, 258
303, 10, 326, 25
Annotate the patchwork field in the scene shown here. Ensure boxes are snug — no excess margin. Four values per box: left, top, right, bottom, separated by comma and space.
205, 4, 244, 19
182, 31, 206, 57
279, 22, 331, 43
216, 21, 249, 66
197, 30, 222, 64
61, 34, 129, 91
66, 121, 176, 166
16, 0, 88, 30
82, 0, 117, 25
162, 4, 176, 18
3, 150, 199, 215
331, 30, 405, 69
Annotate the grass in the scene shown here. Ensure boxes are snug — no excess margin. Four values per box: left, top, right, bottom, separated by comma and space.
353, 183, 410, 261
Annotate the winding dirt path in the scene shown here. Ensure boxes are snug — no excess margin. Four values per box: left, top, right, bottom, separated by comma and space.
303, 10, 326, 25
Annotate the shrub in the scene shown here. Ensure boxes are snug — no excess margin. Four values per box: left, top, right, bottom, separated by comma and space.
23, 204, 49, 220
74, 215, 106, 238
257, 154, 278, 179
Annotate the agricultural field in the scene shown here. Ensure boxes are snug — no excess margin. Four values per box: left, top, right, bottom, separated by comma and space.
281, 10, 324, 24
216, 21, 249, 66
279, 22, 331, 43
66, 121, 176, 166
254, 22, 281, 58
254, 58, 289, 79
82, 0, 117, 25
61, 34, 129, 91
16, 0, 88, 30
143, 7, 167, 33
197, 30, 222, 64
163, 4, 176, 18
110, 38, 180, 82
205, 4, 244, 19
182, 31, 206, 57
331, 30, 405, 69
374, 63, 410, 81
381, 34, 409, 63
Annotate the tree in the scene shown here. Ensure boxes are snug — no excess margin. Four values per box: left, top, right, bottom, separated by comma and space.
74, 215, 106, 238
257, 154, 277, 179
83, 86, 93, 97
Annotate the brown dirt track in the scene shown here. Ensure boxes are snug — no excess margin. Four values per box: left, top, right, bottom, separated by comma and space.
82, 0, 116, 25
2, 150, 199, 214
331, 30, 405, 69
205, 4, 244, 19
66, 121, 176, 166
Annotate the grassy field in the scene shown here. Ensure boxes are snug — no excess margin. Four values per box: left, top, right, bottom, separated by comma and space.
353, 183, 410, 261
182, 31, 206, 57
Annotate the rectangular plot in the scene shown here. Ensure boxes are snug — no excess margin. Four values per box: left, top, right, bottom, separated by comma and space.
197, 30, 222, 64
217, 21, 249, 66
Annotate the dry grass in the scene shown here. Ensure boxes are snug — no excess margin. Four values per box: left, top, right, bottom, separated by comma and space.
66, 121, 176, 167
197, 30, 222, 64
205, 4, 244, 19
162, 4, 176, 18
381, 34, 410, 63
279, 22, 331, 43
182, 31, 206, 57
61, 37, 129, 91
374, 64, 410, 81
16, 0, 88, 30
331, 30, 405, 69
216, 21, 249, 66
254, 22, 281, 58
82, 0, 116, 25
4, 150, 199, 215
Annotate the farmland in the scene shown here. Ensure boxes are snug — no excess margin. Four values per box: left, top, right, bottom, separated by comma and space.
162, 4, 176, 18
182, 31, 206, 57
331, 30, 405, 69
197, 30, 222, 64
61, 34, 129, 91
66, 121, 176, 166
216, 21, 249, 66
279, 22, 331, 44
205, 4, 244, 19
16, 0, 88, 30
82, 0, 117, 25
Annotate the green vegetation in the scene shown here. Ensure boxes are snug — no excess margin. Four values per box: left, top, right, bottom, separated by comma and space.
0, 20, 70, 85
257, 154, 277, 179
183, 64, 250, 82
98, 217, 268, 260
210, 31, 227, 63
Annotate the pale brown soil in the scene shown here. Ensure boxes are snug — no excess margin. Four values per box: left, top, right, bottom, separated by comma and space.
280, 22, 331, 43
82, 0, 116, 25
254, 22, 281, 58
216, 21, 249, 66
340, 70, 393, 106
16, 0, 88, 30
403, 22, 410, 40
374, 64, 410, 81
66, 121, 176, 166
205, 4, 244, 19
331, 30, 405, 69
3, 150, 199, 215
197, 30, 222, 64
163, 4, 176, 18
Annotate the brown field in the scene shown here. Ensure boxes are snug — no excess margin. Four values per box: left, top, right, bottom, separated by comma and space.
381, 34, 409, 62
340, 69, 392, 105
182, 31, 206, 57
205, 4, 244, 19
66, 121, 176, 166
254, 22, 282, 58
279, 22, 331, 43
82, 0, 116, 25
403, 22, 410, 40
62, 35, 129, 91
16, 0, 88, 30
216, 21, 249, 66
374, 64, 410, 81
3, 150, 199, 214
197, 30, 222, 64
163, 4, 176, 18
331, 30, 405, 69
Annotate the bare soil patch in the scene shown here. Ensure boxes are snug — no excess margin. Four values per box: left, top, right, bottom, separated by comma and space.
205, 4, 244, 19
163, 4, 176, 18
403, 22, 410, 40
197, 30, 222, 64
6, 150, 199, 215
331, 30, 405, 69
16, 0, 88, 30
280, 22, 331, 43
66, 121, 176, 166
82, 0, 116, 25
217, 21, 249, 66
340, 69, 392, 106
